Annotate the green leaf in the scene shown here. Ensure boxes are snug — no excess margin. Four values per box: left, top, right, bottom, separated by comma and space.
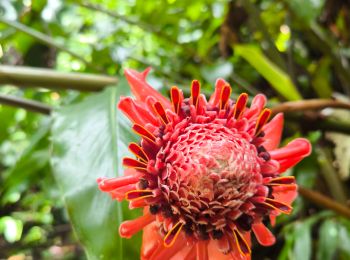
293, 221, 312, 260
234, 45, 302, 101
0, 216, 23, 243
51, 84, 139, 259
317, 219, 339, 260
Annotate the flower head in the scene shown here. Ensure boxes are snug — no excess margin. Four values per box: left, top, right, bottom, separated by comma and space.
97, 68, 311, 260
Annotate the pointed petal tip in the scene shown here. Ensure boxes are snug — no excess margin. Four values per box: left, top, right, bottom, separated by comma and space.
270, 137, 312, 161
262, 113, 284, 150
294, 138, 312, 156
123, 67, 171, 109
124, 67, 152, 80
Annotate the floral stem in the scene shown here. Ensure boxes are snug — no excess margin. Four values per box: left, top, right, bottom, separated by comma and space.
316, 147, 348, 204
271, 99, 350, 114
286, 113, 350, 135
0, 65, 118, 91
0, 94, 52, 115
298, 186, 350, 219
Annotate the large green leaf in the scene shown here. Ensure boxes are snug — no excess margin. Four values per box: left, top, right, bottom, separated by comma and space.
51, 84, 140, 259
234, 45, 302, 101
317, 219, 339, 260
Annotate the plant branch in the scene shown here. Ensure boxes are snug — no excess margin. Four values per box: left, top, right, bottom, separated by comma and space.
286, 112, 350, 135
0, 18, 101, 72
0, 94, 52, 115
0, 65, 118, 91
317, 146, 348, 204
299, 186, 350, 219
271, 99, 350, 115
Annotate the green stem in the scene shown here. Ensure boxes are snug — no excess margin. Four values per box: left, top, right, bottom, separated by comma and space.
271, 99, 350, 114
0, 65, 118, 91
0, 94, 51, 115
316, 147, 348, 204
299, 187, 350, 219
286, 113, 350, 135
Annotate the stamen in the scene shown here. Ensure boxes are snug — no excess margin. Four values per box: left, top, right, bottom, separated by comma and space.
255, 108, 271, 136
262, 198, 292, 214
232, 229, 251, 256
119, 213, 155, 238
170, 86, 183, 114
191, 80, 200, 108
163, 221, 184, 247
125, 189, 154, 200
128, 142, 149, 163
265, 176, 295, 186
232, 93, 248, 119
123, 157, 147, 170
153, 101, 169, 125
132, 124, 156, 143
219, 85, 232, 110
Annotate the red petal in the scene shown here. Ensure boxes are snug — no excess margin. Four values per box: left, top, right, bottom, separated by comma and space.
272, 185, 298, 206
163, 221, 184, 247
191, 80, 201, 107
170, 243, 196, 260
97, 175, 139, 192
278, 156, 306, 173
261, 160, 280, 174
153, 101, 169, 125
141, 218, 162, 259
226, 233, 251, 260
125, 189, 154, 200
262, 113, 284, 150
252, 222, 276, 246
129, 142, 149, 162
219, 85, 232, 110
250, 94, 267, 112
119, 213, 155, 238
118, 97, 159, 126
170, 86, 184, 114
232, 229, 251, 257
209, 78, 227, 107
270, 138, 311, 161
255, 108, 272, 136
124, 68, 171, 109
214, 233, 231, 254
149, 232, 187, 260
231, 93, 249, 119
196, 240, 209, 260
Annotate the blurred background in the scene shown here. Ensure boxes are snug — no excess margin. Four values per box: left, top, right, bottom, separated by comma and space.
1, 0, 350, 259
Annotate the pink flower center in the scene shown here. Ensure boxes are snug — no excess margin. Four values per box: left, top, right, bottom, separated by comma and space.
153, 120, 264, 238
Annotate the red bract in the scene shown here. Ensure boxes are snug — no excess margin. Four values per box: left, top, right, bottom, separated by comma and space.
97, 68, 312, 260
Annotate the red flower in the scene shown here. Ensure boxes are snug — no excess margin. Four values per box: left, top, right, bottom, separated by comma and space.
97, 68, 311, 260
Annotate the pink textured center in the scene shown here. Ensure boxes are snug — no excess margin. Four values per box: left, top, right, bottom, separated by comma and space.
158, 121, 263, 227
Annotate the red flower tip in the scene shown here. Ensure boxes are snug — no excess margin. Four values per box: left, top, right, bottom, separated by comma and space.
98, 69, 312, 259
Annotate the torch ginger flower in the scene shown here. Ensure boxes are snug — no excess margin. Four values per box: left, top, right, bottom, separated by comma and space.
97, 68, 311, 260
